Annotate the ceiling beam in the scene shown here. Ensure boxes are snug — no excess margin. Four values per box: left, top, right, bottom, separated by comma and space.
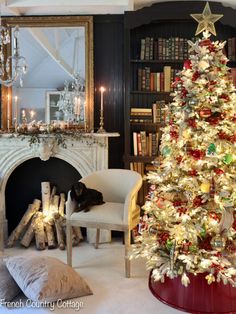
28, 28, 74, 79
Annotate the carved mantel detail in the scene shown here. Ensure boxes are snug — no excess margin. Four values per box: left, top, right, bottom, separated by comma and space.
0, 132, 119, 248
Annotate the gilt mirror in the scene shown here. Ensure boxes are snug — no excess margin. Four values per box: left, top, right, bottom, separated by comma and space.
1, 16, 94, 130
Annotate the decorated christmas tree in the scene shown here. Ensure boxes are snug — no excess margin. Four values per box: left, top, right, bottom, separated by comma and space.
132, 3, 236, 287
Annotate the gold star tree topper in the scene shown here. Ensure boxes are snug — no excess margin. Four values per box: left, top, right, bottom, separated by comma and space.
191, 2, 223, 36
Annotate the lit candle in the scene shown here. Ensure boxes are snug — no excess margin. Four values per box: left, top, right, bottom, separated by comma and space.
22, 109, 26, 122
100, 86, 105, 111
30, 110, 35, 121
7, 93, 10, 131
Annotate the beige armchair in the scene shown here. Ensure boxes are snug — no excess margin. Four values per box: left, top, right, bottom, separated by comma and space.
66, 169, 142, 277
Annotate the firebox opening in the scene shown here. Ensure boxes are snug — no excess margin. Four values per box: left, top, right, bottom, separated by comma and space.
5, 157, 81, 234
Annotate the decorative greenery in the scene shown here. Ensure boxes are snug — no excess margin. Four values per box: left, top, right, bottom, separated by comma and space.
0, 128, 106, 148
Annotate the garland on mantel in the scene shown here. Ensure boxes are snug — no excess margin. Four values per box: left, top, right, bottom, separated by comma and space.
0, 128, 106, 149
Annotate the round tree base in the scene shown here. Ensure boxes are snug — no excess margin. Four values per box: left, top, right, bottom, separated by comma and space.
149, 272, 236, 313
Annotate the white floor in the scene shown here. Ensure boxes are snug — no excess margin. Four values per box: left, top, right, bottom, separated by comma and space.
0, 238, 185, 314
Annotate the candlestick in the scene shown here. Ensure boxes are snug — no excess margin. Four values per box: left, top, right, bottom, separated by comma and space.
14, 96, 18, 132
7, 93, 10, 132
84, 100, 87, 131
97, 86, 106, 133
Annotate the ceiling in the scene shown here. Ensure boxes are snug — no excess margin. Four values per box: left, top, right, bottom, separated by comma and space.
1, 0, 236, 16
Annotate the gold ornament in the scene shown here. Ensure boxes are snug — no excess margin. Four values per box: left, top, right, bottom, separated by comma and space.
210, 234, 226, 251
190, 2, 223, 36
200, 181, 211, 193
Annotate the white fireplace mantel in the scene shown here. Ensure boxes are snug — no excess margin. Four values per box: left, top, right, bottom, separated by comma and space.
0, 132, 119, 249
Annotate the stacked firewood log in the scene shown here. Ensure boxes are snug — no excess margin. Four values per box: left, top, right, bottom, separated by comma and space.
7, 182, 82, 250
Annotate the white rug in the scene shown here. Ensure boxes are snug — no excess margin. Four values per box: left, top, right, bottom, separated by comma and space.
0, 239, 183, 314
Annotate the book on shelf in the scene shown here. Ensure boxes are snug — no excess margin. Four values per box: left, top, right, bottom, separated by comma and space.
140, 36, 191, 61
130, 108, 153, 123
231, 68, 236, 87
132, 131, 160, 157
137, 66, 178, 92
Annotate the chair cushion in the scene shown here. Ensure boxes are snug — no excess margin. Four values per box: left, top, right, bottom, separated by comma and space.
5, 255, 93, 302
70, 202, 124, 225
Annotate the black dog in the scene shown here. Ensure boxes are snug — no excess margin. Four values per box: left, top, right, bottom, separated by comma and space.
70, 182, 105, 212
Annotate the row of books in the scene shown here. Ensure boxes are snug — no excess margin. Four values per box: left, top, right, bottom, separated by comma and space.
137, 66, 178, 92
133, 131, 160, 157
228, 38, 236, 61
130, 101, 170, 124
140, 37, 190, 61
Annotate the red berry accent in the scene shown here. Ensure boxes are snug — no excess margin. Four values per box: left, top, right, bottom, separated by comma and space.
189, 149, 205, 160
214, 168, 224, 175
187, 118, 197, 128
184, 60, 192, 70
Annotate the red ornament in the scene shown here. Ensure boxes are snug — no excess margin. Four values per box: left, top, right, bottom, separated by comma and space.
177, 207, 187, 215
199, 108, 212, 118
184, 60, 192, 70
173, 200, 182, 207
233, 220, 236, 231
199, 39, 211, 47
187, 118, 197, 128
229, 134, 236, 143
188, 169, 198, 176
176, 156, 183, 164
220, 94, 230, 102
193, 196, 204, 207
156, 197, 165, 209
199, 235, 212, 251
206, 116, 220, 125
214, 168, 224, 175
192, 71, 200, 81
158, 232, 170, 245
209, 212, 221, 222
170, 130, 178, 140
189, 149, 205, 160
181, 88, 187, 98
218, 131, 229, 140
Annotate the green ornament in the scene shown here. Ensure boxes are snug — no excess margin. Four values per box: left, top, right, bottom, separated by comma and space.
162, 146, 171, 156
223, 154, 233, 165
189, 245, 198, 253
207, 143, 216, 156
166, 239, 173, 251
200, 225, 206, 238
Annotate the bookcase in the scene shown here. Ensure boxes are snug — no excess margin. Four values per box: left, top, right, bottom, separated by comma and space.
124, 1, 236, 206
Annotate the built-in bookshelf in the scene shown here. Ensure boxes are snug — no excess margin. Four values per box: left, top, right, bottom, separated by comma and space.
124, 1, 236, 206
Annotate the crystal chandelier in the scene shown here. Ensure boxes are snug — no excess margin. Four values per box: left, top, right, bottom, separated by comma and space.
57, 75, 85, 122
0, 17, 27, 87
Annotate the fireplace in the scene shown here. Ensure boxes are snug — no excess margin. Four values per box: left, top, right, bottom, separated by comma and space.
0, 132, 119, 248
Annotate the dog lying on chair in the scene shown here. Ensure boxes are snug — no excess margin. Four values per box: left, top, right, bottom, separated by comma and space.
70, 182, 105, 212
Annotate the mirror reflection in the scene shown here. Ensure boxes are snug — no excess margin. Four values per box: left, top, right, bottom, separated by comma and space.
1, 15, 94, 131
12, 26, 86, 125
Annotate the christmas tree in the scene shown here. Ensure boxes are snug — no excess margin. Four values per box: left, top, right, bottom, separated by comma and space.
132, 5, 236, 287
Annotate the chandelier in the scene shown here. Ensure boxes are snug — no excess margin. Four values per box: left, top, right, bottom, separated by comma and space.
57, 75, 85, 122
57, 34, 85, 123
0, 21, 27, 87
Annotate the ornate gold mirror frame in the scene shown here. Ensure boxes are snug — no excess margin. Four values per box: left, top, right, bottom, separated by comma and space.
1, 16, 94, 130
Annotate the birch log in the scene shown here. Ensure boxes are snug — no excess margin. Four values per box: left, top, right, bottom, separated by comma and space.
58, 193, 65, 216
54, 214, 65, 250
45, 223, 56, 249
7, 199, 41, 247
41, 182, 50, 215
34, 212, 45, 250
20, 216, 35, 248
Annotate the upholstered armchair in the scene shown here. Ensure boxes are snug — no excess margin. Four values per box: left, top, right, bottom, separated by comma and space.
66, 169, 142, 277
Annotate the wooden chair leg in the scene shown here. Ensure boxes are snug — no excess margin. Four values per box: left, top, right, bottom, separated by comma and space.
124, 230, 131, 278
66, 223, 72, 266
95, 228, 100, 249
